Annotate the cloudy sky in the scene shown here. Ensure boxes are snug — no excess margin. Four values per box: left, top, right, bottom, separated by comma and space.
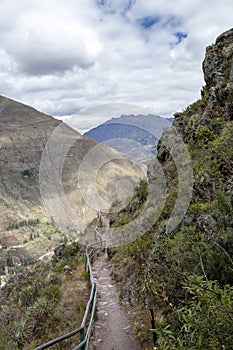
0, 0, 232, 132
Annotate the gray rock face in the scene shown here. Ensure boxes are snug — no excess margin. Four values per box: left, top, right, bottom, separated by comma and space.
157, 28, 233, 149
202, 28, 233, 121
197, 214, 217, 241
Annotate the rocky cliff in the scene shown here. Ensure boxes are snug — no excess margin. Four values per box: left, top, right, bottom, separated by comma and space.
202, 28, 233, 121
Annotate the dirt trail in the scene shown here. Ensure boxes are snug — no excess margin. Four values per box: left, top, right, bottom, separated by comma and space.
90, 252, 141, 350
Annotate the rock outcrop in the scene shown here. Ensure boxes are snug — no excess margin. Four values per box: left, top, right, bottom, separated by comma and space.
157, 27, 233, 160
202, 28, 233, 122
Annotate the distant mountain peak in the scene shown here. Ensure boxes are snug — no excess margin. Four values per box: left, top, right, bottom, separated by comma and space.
85, 114, 173, 164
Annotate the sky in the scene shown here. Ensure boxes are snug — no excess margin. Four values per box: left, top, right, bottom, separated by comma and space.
0, 0, 233, 132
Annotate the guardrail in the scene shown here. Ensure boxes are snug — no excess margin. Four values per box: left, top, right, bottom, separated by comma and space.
34, 228, 105, 350
94, 227, 106, 251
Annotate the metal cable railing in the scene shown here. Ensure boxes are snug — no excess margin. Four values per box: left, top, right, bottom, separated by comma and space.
94, 227, 106, 251
34, 228, 105, 350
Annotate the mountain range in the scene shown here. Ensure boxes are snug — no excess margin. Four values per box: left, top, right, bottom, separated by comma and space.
84, 114, 173, 164
0, 95, 143, 263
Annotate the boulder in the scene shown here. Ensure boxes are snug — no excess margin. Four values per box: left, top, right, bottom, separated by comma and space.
63, 265, 72, 274
54, 243, 66, 260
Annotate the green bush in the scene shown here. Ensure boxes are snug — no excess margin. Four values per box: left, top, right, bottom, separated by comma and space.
153, 276, 233, 350
40, 284, 62, 304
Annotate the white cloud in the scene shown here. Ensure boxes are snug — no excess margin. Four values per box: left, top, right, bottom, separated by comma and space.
67, 102, 158, 133
0, 0, 232, 130
0, 2, 102, 75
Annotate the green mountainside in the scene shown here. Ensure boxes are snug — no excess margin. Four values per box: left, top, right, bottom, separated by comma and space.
107, 28, 233, 349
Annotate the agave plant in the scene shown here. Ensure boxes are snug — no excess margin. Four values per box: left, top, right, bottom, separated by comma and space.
12, 316, 32, 349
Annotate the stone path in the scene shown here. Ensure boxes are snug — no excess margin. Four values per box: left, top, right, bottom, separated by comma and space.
89, 252, 141, 350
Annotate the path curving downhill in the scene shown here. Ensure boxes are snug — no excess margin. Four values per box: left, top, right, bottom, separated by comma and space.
90, 252, 141, 350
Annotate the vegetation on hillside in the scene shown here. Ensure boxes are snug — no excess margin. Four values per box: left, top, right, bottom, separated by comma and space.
0, 220, 69, 275
108, 29, 233, 348
0, 242, 88, 350
108, 64, 233, 349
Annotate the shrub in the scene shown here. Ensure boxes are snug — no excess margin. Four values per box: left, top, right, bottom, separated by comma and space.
40, 284, 62, 304
153, 276, 233, 349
